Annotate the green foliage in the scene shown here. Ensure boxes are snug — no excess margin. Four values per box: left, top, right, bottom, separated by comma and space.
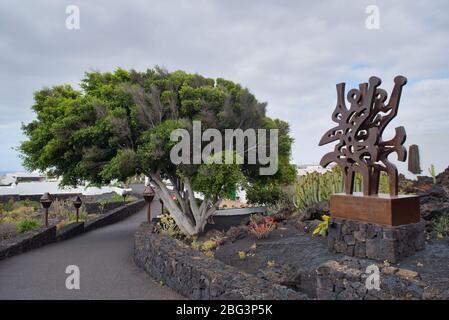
293, 167, 344, 213
245, 118, 296, 206
16, 199, 41, 210
20, 67, 295, 235
246, 182, 282, 206
3, 199, 16, 212
293, 167, 391, 213
434, 215, 449, 238
191, 238, 202, 250
16, 219, 40, 234
201, 239, 218, 251
68, 211, 88, 222
3, 206, 35, 222
191, 151, 245, 201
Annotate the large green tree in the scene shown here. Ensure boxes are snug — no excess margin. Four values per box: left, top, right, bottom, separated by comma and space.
20, 67, 295, 235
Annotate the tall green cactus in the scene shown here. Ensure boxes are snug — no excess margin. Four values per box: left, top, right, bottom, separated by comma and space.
429, 164, 437, 184
293, 167, 344, 213
293, 166, 384, 213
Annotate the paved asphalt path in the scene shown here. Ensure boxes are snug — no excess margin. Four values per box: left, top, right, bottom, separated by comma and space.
0, 206, 184, 300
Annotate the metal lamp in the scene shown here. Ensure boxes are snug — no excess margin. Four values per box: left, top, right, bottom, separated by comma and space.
73, 195, 82, 223
40, 192, 53, 227
143, 185, 155, 223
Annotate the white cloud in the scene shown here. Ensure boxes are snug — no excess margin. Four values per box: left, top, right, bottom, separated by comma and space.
0, 0, 448, 175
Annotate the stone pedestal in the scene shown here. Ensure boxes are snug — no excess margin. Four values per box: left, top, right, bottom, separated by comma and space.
330, 193, 420, 226
327, 217, 425, 263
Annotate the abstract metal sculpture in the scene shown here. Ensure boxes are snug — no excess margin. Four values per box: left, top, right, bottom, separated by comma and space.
319, 76, 408, 196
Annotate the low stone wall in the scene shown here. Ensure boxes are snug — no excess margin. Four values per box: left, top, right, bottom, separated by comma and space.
0, 193, 81, 204
84, 202, 124, 214
0, 226, 56, 260
134, 222, 306, 300
56, 222, 85, 241
316, 258, 449, 300
85, 199, 145, 232
0, 200, 144, 260
327, 218, 426, 263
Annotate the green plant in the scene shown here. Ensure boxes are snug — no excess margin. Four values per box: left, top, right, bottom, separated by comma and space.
98, 198, 109, 214
3, 199, 15, 212
20, 68, 295, 237
16, 219, 40, 234
68, 210, 88, 222
293, 167, 392, 213
293, 167, 344, 213
16, 199, 40, 210
204, 250, 215, 258
191, 238, 202, 250
248, 215, 276, 239
429, 164, 437, 184
238, 251, 246, 260
433, 215, 449, 238
201, 239, 218, 251
51, 199, 71, 217
154, 213, 184, 239
313, 215, 329, 236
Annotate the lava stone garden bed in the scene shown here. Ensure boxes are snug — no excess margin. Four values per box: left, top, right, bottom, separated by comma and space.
135, 168, 449, 300
136, 214, 449, 300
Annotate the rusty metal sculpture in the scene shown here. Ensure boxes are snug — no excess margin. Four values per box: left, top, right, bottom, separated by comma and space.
319, 76, 408, 196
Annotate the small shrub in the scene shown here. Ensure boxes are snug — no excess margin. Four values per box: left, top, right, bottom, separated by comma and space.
16, 219, 40, 234
3, 199, 15, 212
191, 238, 202, 250
238, 251, 246, 260
201, 239, 218, 251
0, 221, 18, 240
313, 215, 329, 236
56, 220, 69, 230
68, 211, 88, 222
154, 213, 185, 239
16, 199, 40, 210
434, 215, 449, 238
248, 215, 276, 239
204, 250, 214, 258
51, 199, 71, 218
4, 206, 35, 221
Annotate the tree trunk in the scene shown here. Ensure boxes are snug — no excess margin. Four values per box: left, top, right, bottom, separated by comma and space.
147, 172, 218, 236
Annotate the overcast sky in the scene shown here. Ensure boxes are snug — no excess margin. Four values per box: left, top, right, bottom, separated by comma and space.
1, 0, 448, 177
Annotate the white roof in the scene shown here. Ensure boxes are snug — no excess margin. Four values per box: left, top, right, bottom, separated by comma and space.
0, 181, 128, 196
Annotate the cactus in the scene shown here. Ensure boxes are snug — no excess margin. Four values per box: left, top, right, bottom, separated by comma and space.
293, 166, 344, 213
429, 164, 437, 184
293, 166, 393, 213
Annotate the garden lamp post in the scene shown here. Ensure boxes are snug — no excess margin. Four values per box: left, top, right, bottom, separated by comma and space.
40, 192, 53, 227
121, 189, 130, 204
73, 195, 82, 223
143, 185, 155, 223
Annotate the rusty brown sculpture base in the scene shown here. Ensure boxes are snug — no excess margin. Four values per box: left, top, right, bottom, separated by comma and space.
330, 193, 420, 226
